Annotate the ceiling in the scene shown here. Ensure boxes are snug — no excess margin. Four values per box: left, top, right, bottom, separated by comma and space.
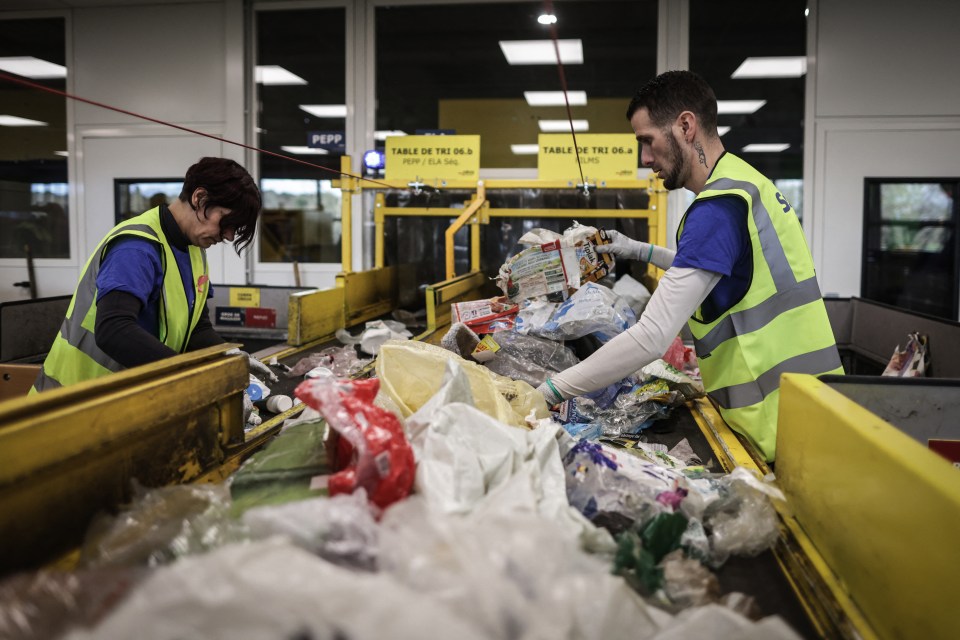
0, 0, 809, 184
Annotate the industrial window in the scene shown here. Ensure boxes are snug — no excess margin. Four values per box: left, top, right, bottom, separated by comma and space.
862, 178, 960, 321
689, 0, 807, 197
0, 17, 68, 261
374, 0, 657, 169
254, 6, 346, 265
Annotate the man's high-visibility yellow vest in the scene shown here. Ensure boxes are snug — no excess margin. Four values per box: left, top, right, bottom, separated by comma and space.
679, 153, 843, 461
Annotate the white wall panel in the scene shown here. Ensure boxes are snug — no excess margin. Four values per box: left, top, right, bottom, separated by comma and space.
79, 132, 234, 283
811, 119, 960, 297
72, 3, 226, 127
815, 0, 960, 118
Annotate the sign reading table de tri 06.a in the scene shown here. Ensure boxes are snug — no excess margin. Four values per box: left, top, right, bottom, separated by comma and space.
385, 135, 480, 182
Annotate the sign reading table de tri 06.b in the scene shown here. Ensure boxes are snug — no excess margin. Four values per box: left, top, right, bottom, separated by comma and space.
385, 135, 480, 182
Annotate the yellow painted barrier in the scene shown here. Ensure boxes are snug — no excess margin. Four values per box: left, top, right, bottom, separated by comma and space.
777, 373, 959, 640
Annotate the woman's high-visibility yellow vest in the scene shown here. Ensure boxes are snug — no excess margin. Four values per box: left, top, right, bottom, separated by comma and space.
32, 207, 209, 392
679, 153, 843, 461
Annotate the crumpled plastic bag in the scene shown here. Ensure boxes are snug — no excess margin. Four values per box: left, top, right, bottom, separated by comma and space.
0, 566, 149, 640
378, 496, 656, 640
78, 482, 247, 569
703, 468, 783, 565
242, 490, 379, 571
376, 339, 548, 429
482, 330, 580, 387
295, 377, 415, 511
613, 273, 652, 317
537, 282, 636, 342
285, 345, 371, 378
337, 319, 413, 355
64, 538, 492, 640
882, 331, 928, 377
514, 298, 560, 335
403, 359, 595, 540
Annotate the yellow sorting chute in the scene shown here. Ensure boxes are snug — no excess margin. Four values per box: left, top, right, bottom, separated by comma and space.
376, 340, 549, 429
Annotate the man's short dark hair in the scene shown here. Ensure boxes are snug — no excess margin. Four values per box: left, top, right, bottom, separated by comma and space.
626, 70, 719, 136
179, 157, 262, 254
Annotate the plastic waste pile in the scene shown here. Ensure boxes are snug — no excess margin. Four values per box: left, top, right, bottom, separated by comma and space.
0, 343, 801, 640
441, 223, 701, 443
0, 226, 800, 639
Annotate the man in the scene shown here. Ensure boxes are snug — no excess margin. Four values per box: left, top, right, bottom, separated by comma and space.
538, 71, 842, 462
32, 157, 263, 392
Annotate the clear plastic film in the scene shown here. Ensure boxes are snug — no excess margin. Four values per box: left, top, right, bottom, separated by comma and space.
241, 489, 380, 572
537, 282, 637, 342
0, 566, 148, 640
77, 481, 247, 569
482, 330, 580, 387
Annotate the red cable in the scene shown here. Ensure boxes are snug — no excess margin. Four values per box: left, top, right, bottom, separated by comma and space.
543, 0, 587, 189
0, 70, 396, 190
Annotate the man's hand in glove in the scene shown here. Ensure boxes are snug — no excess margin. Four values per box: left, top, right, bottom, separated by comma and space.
536, 379, 564, 407
595, 229, 651, 262
226, 348, 279, 382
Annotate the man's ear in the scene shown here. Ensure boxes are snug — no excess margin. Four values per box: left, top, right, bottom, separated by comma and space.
677, 111, 698, 143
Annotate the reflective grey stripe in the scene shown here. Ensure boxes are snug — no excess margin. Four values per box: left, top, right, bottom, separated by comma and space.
709, 345, 842, 410
60, 320, 122, 372
703, 177, 796, 291
33, 368, 63, 392
106, 223, 157, 242
58, 223, 160, 368
693, 276, 824, 356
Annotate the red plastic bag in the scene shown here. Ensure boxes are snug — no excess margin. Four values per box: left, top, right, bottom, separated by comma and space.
662, 336, 695, 372
295, 377, 415, 510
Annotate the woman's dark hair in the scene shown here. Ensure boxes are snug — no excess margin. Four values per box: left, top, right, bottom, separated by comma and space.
178, 157, 262, 254
625, 70, 719, 136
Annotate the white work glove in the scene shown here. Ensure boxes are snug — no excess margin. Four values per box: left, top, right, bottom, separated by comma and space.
226, 348, 279, 383
536, 379, 565, 407
595, 229, 650, 261
596, 230, 677, 270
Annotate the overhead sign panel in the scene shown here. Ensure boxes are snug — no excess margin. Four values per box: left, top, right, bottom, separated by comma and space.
385, 135, 480, 181
537, 133, 638, 181
307, 130, 345, 152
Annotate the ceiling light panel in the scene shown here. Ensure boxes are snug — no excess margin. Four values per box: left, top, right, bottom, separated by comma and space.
732, 56, 807, 79
299, 104, 348, 118
538, 119, 589, 132
499, 39, 583, 65
742, 143, 789, 153
0, 115, 48, 126
0, 56, 66, 79
374, 130, 407, 141
716, 100, 767, 115
524, 91, 587, 106
280, 146, 329, 155
255, 65, 307, 85
717, 126, 731, 136
511, 144, 540, 155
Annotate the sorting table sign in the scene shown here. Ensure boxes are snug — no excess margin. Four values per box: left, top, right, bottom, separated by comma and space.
538, 133, 638, 182
385, 135, 480, 181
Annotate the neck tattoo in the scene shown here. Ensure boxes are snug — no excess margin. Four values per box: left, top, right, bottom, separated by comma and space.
694, 140, 708, 167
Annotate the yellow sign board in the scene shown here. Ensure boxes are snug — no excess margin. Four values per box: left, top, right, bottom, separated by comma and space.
229, 287, 260, 308
538, 133, 638, 181
385, 135, 481, 181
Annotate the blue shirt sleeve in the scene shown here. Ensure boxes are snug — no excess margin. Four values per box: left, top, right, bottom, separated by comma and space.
96, 237, 163, 307
672, 196, 749, 276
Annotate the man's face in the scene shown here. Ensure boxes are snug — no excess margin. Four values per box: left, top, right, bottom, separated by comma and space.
630, 107, 688, 190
